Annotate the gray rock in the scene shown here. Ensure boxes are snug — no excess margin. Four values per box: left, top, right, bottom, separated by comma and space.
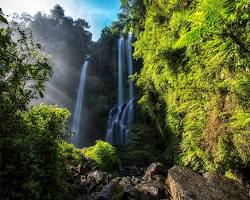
203, 172, 249, 200
123, 184, 140, 200
88, 182, 97, 193
119, 177, 132, 187
136, 181, 167, 199
77, 164, 88, 175
142, 175, 152, 182
69, 165, 79, 174
96, 180, 124, 200
145, 162, 166, 177
80, 178, 89, 186
131, 177, 140, 185
151, 175, 166, 183
87, 170, 109, 185
167, 165, 249, 200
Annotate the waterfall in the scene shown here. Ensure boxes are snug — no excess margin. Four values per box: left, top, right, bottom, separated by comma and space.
106, 34, 135, 145
71, 60, 89, 146
118, 37, 126, 106
127, 33, 135, 125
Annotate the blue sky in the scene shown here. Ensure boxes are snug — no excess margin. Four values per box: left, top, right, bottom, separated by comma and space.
0, 0, 120, 40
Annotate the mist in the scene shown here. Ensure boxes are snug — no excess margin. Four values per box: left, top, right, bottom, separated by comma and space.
19, 5, 92, 116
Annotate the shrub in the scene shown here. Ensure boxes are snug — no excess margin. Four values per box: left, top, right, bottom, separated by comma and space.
58, 141, 83, 166
12, 104, 72, 200
82, 140, 120, 172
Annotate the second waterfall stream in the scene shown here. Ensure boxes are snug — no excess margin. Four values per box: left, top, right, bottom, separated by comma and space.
106, 33, 135, 145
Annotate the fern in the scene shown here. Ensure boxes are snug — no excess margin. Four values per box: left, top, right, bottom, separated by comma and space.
134, 0, 250, 173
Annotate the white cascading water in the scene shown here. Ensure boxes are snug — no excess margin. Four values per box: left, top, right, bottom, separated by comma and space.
106, 33, 135, 145
71, 60, 89, 146
118, 37, 125, 106
127, 33, 135, 125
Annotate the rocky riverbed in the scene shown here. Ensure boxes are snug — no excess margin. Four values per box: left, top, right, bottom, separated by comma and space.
68, 158, 250, 200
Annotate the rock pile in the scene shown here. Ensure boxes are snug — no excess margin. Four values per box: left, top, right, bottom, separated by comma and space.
69, 160, 249, 200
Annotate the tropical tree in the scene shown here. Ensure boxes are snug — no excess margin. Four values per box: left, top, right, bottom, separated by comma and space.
0, 12, 74, 199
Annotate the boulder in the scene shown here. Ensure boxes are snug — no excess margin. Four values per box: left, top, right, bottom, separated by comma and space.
131, 177, 140, 185
69, 165, 79, 175
119, 177, 133, 187
145, 162, 166, 177
87, 170, 109, 185
77, 164, 88, 175
203, 172, 249, 200
88, 182, 98, 193
151, 175, 166, 183
123, 184, 140, 200
96, 180, 124, 200
78, 176, 90, 191
136, 181, 168, 199
167, 165, 249, 200
142, 175, 152, 182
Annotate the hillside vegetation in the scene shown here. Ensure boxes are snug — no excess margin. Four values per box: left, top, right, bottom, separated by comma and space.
130, 0, 250, 175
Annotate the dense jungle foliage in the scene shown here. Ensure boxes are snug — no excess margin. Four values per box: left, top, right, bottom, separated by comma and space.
0, 10, 89, 199
126, 0, 250, 176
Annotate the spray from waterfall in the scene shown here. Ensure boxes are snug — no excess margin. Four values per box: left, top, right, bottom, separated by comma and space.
106, 33, 135, 145
71, 60, 89, 147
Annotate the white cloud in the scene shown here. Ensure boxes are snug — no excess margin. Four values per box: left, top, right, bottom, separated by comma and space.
0, 0, 118, 40
1, 0, 62, 16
